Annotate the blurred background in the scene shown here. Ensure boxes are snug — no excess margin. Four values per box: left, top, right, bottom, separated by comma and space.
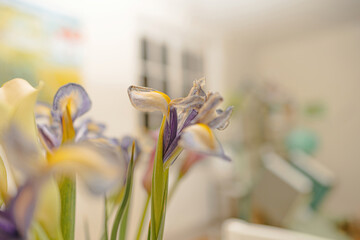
1, 0, 360, 239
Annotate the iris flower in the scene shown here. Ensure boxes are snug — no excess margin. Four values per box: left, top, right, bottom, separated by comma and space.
0, 80, 126, 239
129, 79, 233, 240
36, 83, 108, 152
1, 123, 125, 239
128, 78, 233, 167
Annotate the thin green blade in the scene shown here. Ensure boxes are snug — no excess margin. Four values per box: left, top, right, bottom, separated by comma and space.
110, 142, 136, 240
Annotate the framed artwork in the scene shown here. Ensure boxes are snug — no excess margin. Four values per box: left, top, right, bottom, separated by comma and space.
0, 0, 82, 102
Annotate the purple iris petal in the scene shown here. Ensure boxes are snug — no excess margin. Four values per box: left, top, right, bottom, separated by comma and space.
0, 212, 19, 239
0, 180, 40, 240
163, 109, 197, 163
179, 109, 198, 132
52, 83, 92, 121
163, 107, 178, 154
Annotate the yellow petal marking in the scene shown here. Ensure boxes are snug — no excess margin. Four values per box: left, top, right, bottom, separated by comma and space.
154, 91, 171, 104
196, 123, 216, 149
61, 102, 75, 143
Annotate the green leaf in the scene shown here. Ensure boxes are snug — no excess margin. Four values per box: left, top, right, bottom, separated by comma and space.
59, 176, 76, 240
118, 205, 130, 240
110, 142, 136, 240
150, 116, 169, 240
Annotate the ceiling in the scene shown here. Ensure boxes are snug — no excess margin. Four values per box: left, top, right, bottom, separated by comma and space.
156, 0, 360, 42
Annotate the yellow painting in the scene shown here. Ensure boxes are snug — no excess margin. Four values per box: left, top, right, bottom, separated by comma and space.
0, 0, 82, 102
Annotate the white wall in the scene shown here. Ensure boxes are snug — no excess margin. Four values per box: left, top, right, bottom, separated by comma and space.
228, 21, 360, 216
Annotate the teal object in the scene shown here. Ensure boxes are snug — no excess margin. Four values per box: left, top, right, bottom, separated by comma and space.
291, 163, 332, 211
286, 128, 319, 155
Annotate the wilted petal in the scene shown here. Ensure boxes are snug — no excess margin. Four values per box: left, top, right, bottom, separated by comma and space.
128, 86, 170, 115
208, 106, 233, 130
179, 124, 230, 161
48, 142, 125, 194
52, 83, 91, 121
186, 78, 206, 98
194, 92, 223, 124
170, 95, 204, 110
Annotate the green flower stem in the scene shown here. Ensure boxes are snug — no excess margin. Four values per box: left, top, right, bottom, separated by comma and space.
103, 196, 109, 240
59, 176, 76, 240
135, 194, 150, 240
150, 116, 169, 240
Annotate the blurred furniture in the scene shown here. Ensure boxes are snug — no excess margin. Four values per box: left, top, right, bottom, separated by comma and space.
222, 219, 331, 240
289, 151, 335, 211
250, 152, 312, 226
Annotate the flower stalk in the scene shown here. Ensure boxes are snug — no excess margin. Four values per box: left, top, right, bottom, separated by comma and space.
135, 194, 150, 240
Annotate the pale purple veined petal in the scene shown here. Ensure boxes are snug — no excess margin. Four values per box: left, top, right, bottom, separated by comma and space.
127, 85, 170, 115
34, 102, 52, 121
207, 106, 233, 130
179, 124, 230, 161
88, 137, 120, 147
75, 119, 106, 142
52, 83, 91, 121
37, 124, 61, 151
